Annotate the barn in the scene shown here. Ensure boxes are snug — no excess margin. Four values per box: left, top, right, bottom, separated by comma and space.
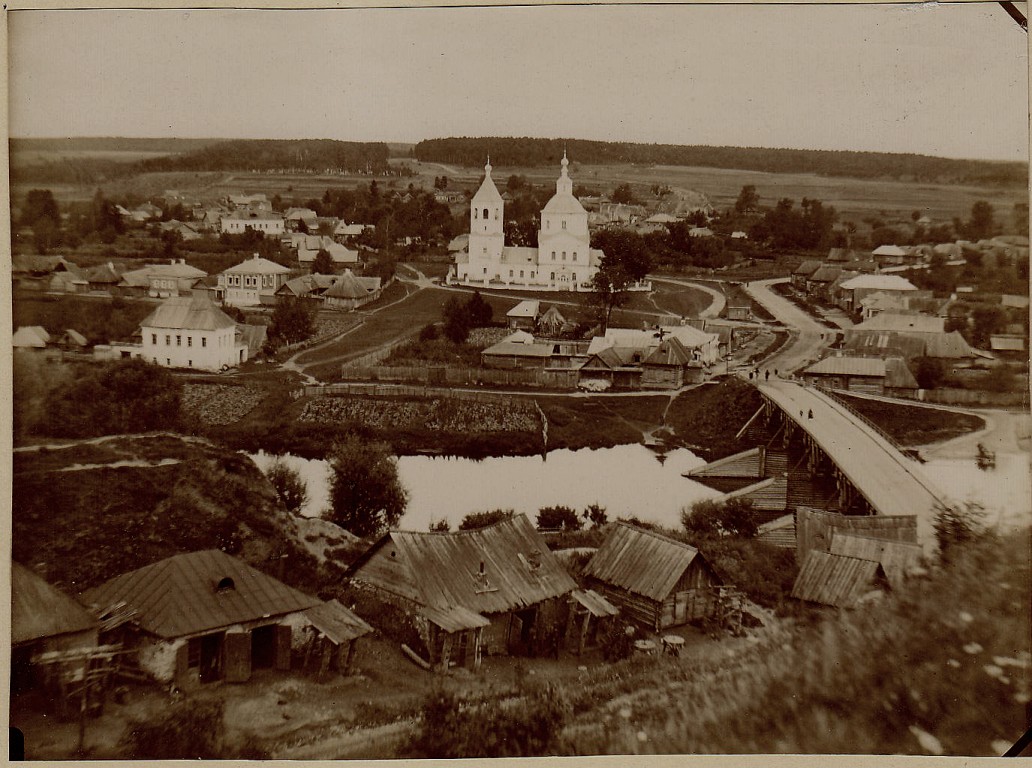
346, 515, 577, 671
582, 522, 722, 631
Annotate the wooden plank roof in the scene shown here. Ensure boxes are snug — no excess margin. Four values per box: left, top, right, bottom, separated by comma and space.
582, 522, 704, 603
12, 563, 98, 646
349, 515, 576, 618
303, 600, 373, 644
723, 475, 788, 512
570, 589, 620, 618
829, 533, 922, 591
791, 551, 883, 608
82, 550, 320, 639
686, 447, 763, 480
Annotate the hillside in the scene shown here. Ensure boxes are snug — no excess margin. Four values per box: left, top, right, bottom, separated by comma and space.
11, 434, 355, 596
414, 137, 1028, 186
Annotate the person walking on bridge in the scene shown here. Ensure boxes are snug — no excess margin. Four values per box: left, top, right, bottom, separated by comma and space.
807, 409, 814, 420
764, 369, 770, 382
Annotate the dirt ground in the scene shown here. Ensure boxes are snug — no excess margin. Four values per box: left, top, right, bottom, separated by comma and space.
11, 624, 729, 760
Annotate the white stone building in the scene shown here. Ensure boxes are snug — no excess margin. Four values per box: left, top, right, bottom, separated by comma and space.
452, 155, 608, 292
140, 292, 249, 371
221, 209, 285, 236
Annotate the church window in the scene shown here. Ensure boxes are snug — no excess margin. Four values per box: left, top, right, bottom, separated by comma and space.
550, 272, 555, 280
551, 251, 556, 260
520, 270, 524, 278
573, 252, 578, 261
562, 220, 567, 229
573, 273, 577, 282
483, 208, 489, 219
562, 251, 566, 261
509, 269, 513, 277
483, 267, 487, 274
546, 220, 550, 229
483, 247, 487, 254
494, 209, 499, 220
530, 271, 535, 278
474, 209, 478, 219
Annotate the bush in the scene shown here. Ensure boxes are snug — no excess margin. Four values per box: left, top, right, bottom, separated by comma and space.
327, 435, 409, 538
411, 684, 570, 758
682, 498, 757, 540
418, 322, 439, 342
583, 503, 608, 529
597, 620, 637, 662
458, 509, 514, 530
537, 505, 583, 531
265, 458, 308, 514
429, 518, 450, 532
934, 502, 988, 561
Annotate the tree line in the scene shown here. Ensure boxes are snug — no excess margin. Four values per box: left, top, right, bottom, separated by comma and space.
413, 137, 1027, 186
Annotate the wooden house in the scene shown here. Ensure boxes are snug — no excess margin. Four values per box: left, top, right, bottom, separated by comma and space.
641, 337, 697, 389
82, 550, 370, 689
582, 522, 722, 631
791, 551, 887, 608
346, 515, 577, 671
11, 563, 100, 694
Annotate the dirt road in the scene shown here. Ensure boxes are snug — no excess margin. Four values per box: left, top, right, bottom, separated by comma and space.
743, 277, 830, 374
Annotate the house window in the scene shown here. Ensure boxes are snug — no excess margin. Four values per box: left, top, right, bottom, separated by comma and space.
187, 638, 201, 669
550, 272, 555, 280
483, 208, 489, 219
551, 251, 556, 260
573, 252, 578, 261
509, 270, 513, 277
562, 251, 567, 261
573, 273, 577, 282
188, 360, 192, 367
188, 337, 192, 347
202, 338, 207, 348
483, 267, 487, 274
474, 209, 478, 219
520, 270, 524, 278
483, 247, 487, 254
530, 271, 535, 278
165, 335, 171, 346
176, 335, 182, 347
562, 220, 567, 229
166, 358, 171, 366
151, 334, 157, 345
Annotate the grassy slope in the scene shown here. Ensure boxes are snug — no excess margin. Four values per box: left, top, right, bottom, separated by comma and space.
12, 436, 332, 595
665, 378, 765, 460
832, 393, 986, 447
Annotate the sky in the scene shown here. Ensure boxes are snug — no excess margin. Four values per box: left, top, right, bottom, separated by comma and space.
7, 3, 1030, 162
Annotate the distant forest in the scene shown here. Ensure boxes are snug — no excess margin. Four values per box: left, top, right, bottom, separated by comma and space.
9, 138, 391, 185
413, 137, 1028, 186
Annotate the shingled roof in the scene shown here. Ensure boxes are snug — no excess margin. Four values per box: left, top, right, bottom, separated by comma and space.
791, 551, 885, 608
582, 522, 715, 603
82, 550, 320, 639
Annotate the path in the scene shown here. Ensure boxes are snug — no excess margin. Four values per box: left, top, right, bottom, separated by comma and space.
758, 380, 948, 549
743, 278, 831, 374
651, 277, 726, 319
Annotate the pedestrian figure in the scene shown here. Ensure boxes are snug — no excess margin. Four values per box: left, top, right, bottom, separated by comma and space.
808, 409, 814, 420
748, 371, 753, 380
800, 410, 804, 418
764, 369, 770, 382
774, 369, 779, 377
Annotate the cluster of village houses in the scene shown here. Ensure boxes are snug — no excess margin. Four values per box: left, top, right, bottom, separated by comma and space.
13, 492, 920, 705
789, 241, 1029, 396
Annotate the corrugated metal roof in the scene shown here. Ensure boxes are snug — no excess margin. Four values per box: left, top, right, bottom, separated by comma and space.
13, 563, 98, 645
582, 522, 703, 602
805, 356, 886, 378
570, 589, 620, 618
303, 600, 373, 644
419, 604, 491, 633
791, 551, 883, 608
82, 550, 320, 639
829, 534, 922, 591
140, 293, 238, 331
353, 515, 576, 619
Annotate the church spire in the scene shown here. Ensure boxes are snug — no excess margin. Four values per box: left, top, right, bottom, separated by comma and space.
485, 156, 492, 177
555, 150, 573, 195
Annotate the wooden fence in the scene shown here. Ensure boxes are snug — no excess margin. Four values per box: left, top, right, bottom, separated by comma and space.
904, 388, 1029, 408
339, 364, 580, 390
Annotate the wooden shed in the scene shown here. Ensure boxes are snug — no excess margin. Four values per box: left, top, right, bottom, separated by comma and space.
582, 522, 722, 631
346, 515, 577, 671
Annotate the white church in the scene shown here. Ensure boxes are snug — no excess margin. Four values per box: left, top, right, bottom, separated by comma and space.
450, 154, 611, 292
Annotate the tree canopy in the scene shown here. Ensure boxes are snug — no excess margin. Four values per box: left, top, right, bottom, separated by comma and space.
327, 435, 409, 538
589, 230, 652, 331
311, 249, 335, 275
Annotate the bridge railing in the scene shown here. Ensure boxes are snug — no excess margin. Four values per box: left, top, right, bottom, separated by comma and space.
809, 384, 910, 455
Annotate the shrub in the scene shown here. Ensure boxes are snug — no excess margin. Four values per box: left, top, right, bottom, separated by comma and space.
458, 509, 514, 530
429, 518, 451, 532
265, 458, 308, 514
934, 502, 988, 560
418, 322, 439, 342
682, 498, 758, 540
583, 503, 608, 529
118, 698, 263, 759
597, 620, 637, 662
411, 684, 570, 758
537, 505, 583, 531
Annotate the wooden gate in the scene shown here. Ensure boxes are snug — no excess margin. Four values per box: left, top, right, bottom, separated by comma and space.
224, 632, 251, 683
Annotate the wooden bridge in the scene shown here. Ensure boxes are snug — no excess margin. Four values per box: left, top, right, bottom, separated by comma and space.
754, 380, 949, 551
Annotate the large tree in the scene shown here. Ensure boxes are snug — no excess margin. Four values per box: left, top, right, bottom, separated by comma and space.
327, 436, 409, 538
268, 298, 315, 345
966, 201, 995, 240
733, 184, 759, 215
311, 249, 335, 275
589, 230, 652, 332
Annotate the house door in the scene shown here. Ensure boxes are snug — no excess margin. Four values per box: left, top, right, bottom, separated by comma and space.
199, 633, 224, 683
674, 592, 688, 626
224, 631, 252, 683
251, 625, 277, 669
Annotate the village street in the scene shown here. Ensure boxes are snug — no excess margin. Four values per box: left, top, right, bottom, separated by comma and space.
743, 277, 831, 375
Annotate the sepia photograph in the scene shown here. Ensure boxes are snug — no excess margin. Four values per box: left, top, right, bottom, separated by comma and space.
5, 2, 1031, 760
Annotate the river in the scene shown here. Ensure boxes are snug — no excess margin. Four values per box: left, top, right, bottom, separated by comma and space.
251, 445, 1032, 534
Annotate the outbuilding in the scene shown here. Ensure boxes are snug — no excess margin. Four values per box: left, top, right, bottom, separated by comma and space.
347, 514, 577, 671
582, 522, 722, 631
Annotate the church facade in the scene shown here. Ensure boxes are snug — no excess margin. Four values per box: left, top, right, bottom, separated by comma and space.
450, 155, 603, 292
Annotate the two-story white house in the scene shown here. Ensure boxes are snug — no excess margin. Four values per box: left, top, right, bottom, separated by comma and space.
218, 254, 293, 307
140, 292, 249, 371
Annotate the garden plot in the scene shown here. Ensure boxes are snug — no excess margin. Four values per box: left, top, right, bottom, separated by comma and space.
299, 396, 539, 434
181, 384, 268, 426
